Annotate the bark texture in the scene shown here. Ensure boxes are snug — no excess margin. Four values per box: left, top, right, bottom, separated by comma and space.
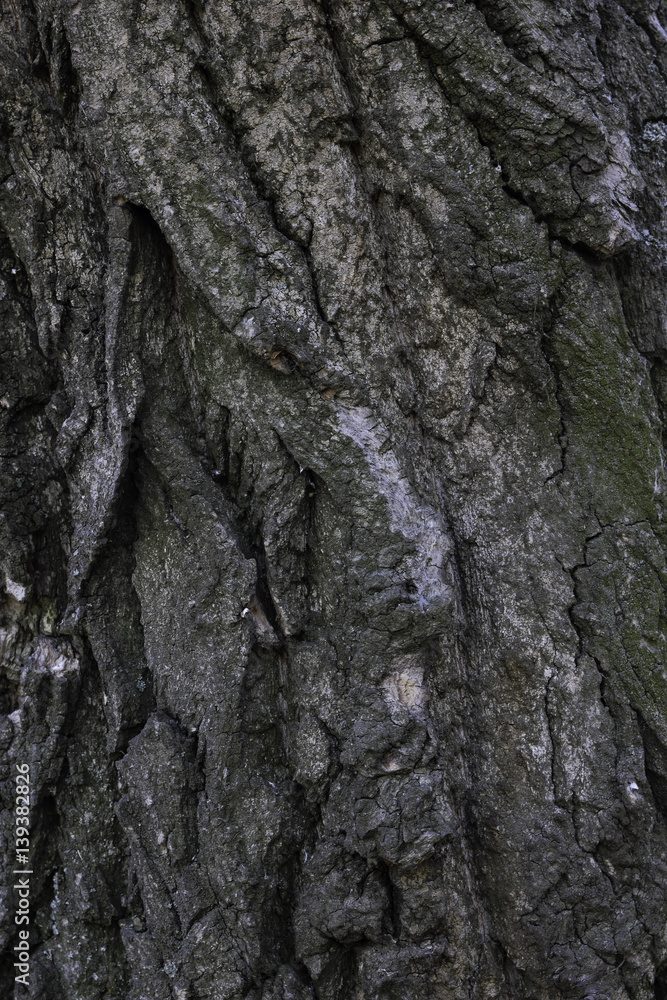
1, 1, 667, 998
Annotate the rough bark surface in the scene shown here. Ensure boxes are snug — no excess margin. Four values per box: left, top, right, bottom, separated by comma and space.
1, 1, 667, 998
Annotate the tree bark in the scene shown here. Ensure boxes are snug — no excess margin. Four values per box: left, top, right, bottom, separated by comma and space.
1, 1, 667, 998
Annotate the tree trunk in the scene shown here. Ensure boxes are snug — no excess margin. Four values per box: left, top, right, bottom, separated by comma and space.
1, 1, 667, 997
